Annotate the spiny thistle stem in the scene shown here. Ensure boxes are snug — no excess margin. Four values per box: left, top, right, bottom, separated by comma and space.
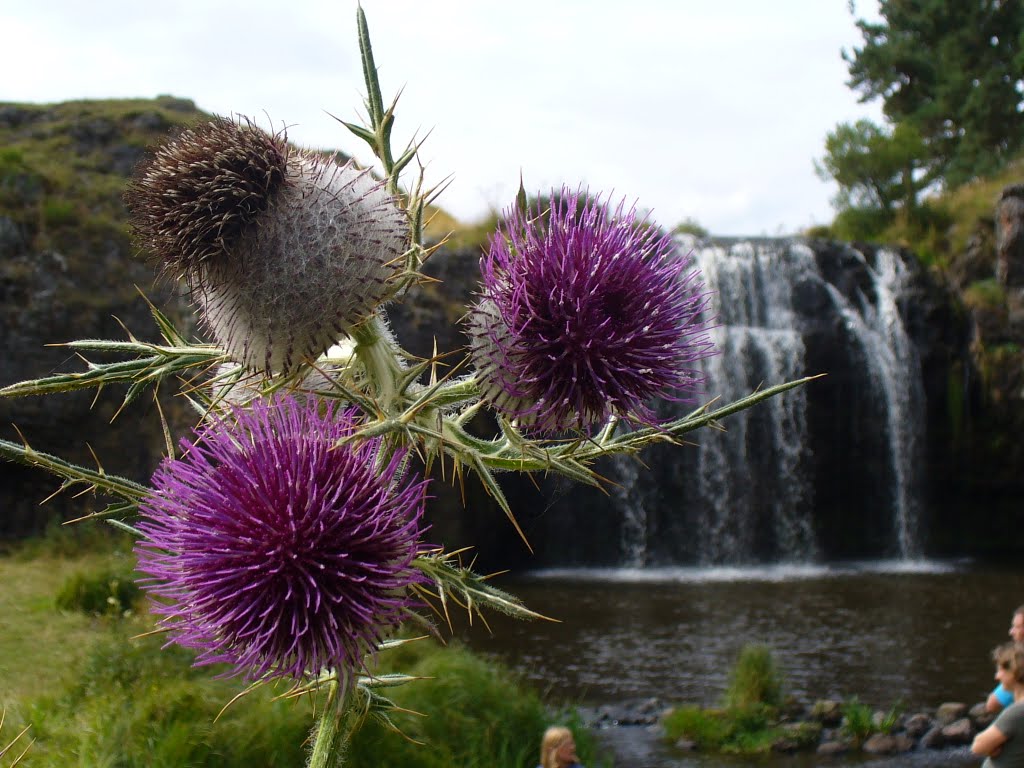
355, 6, 397, 193
307, 675, 351, 768
349, 314, 406, 409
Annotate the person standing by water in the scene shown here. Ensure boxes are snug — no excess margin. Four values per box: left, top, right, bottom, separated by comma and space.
539, 726, 584, 768
987, 607, 1024, 713
973, 642, 1024, 767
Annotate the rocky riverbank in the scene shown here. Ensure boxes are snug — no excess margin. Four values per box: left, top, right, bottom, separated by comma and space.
578, 696, 995, 760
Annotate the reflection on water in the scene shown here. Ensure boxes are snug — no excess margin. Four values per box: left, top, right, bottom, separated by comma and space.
457, 561, 1023, 741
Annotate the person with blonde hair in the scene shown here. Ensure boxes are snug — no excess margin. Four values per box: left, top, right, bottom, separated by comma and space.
973, 642, 1024, 767
538, 725, 583, 768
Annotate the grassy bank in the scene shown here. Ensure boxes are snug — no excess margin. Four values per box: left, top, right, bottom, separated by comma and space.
0, 533, 599, 767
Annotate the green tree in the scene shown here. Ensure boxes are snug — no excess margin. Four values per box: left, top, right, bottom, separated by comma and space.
844, 0, 1024, 184
816, 119, 931, 215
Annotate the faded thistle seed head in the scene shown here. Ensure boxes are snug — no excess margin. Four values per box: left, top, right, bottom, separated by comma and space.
127, 117, 409, 373
467, 188, 717, 435
135, 393, 428, 682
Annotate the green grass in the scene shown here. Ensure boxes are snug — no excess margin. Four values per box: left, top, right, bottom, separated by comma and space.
723, 643, 784, 710
0, 539, 601, 768
840, 696, 875, 741
662, 645, 798, 755
963, 278, 1007, 311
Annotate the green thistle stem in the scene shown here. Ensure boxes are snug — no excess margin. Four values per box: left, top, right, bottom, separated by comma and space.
306, 675, 354, 768
350, 315, 405, 410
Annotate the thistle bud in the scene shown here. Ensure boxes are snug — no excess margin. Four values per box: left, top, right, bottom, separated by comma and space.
127, 117, 408, 373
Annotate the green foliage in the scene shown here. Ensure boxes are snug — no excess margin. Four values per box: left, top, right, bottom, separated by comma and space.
845, 0, 1024, 186
54, 560, 141, 616
964, 278, 1007, 311
662, 704, 804, 755
3, 543, 573, 768
9, 519, 134, 560
822, 3, 1024, 247
673, 217, 709, 238
816, 119, 931, 215
829, 203, 897, 243
662, 646, 792, 755
724, 643, 784, 711
20, 634, 312, 768
876, 701, 903, 735
347, 642, 565, 768
41, 198, 78, 228
662, 705, 732, 749
13, 628, 568, 768
840, 696, 875, 741
0, 98, 205, 259
839, 696, 903, 743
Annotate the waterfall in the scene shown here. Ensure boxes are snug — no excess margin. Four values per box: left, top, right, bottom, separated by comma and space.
691, 241, 817, 563
820, 248, 925, 558
509, 238, 931, 567
673, 239, 927, 562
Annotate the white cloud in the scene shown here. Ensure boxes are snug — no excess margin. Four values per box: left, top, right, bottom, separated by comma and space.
0, 0, 884, 235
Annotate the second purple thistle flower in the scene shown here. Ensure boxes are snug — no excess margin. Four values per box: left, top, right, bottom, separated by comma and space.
467, 189, 717, 435
135, 394, 428, 682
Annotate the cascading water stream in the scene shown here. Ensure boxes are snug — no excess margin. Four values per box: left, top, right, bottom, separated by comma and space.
602, 239, 933, 565
820, 247, 925, 558
691, 241, 816, 563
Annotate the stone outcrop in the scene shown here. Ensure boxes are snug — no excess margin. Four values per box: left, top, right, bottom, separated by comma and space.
997, 184, 1024, 288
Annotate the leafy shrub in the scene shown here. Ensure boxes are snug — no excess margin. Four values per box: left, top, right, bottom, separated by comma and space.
25, 634, 311, 768
54, 561, 141, 616
875, 701, 903, 735
11, 521, 134, 560
724, 643, 784, 711
348, 642, 551, 768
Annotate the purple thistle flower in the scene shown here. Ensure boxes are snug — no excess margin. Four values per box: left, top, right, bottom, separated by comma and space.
135, 394, 427, 681
467, 189, 716, 434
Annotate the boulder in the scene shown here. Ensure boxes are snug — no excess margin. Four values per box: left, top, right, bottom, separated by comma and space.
936, 702, 969, 725
816, 740, 850, 756
970, 702, 996, 729
862, 733, 914, 755
903, 712, 934, 738
941, 717, 975, 744
920, 725, 946, 749
810, 699, 843, 726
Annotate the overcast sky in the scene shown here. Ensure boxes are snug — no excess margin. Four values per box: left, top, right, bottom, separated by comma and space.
3, 1, 884, 237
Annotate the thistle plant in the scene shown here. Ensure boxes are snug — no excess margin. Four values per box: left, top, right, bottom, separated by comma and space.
0, 8, 816, 767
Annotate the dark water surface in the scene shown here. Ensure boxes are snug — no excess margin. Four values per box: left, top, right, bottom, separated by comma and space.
455, 560, 1024, 767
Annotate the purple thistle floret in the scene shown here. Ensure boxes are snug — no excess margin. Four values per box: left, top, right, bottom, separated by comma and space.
135, 394, 427, 682
467, 188, 716, 434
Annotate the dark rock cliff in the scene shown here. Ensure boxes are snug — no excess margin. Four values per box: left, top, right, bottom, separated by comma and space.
0, 98, 203, 536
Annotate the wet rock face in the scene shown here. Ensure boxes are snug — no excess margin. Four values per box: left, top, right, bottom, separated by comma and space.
997, 184, 1024, 288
